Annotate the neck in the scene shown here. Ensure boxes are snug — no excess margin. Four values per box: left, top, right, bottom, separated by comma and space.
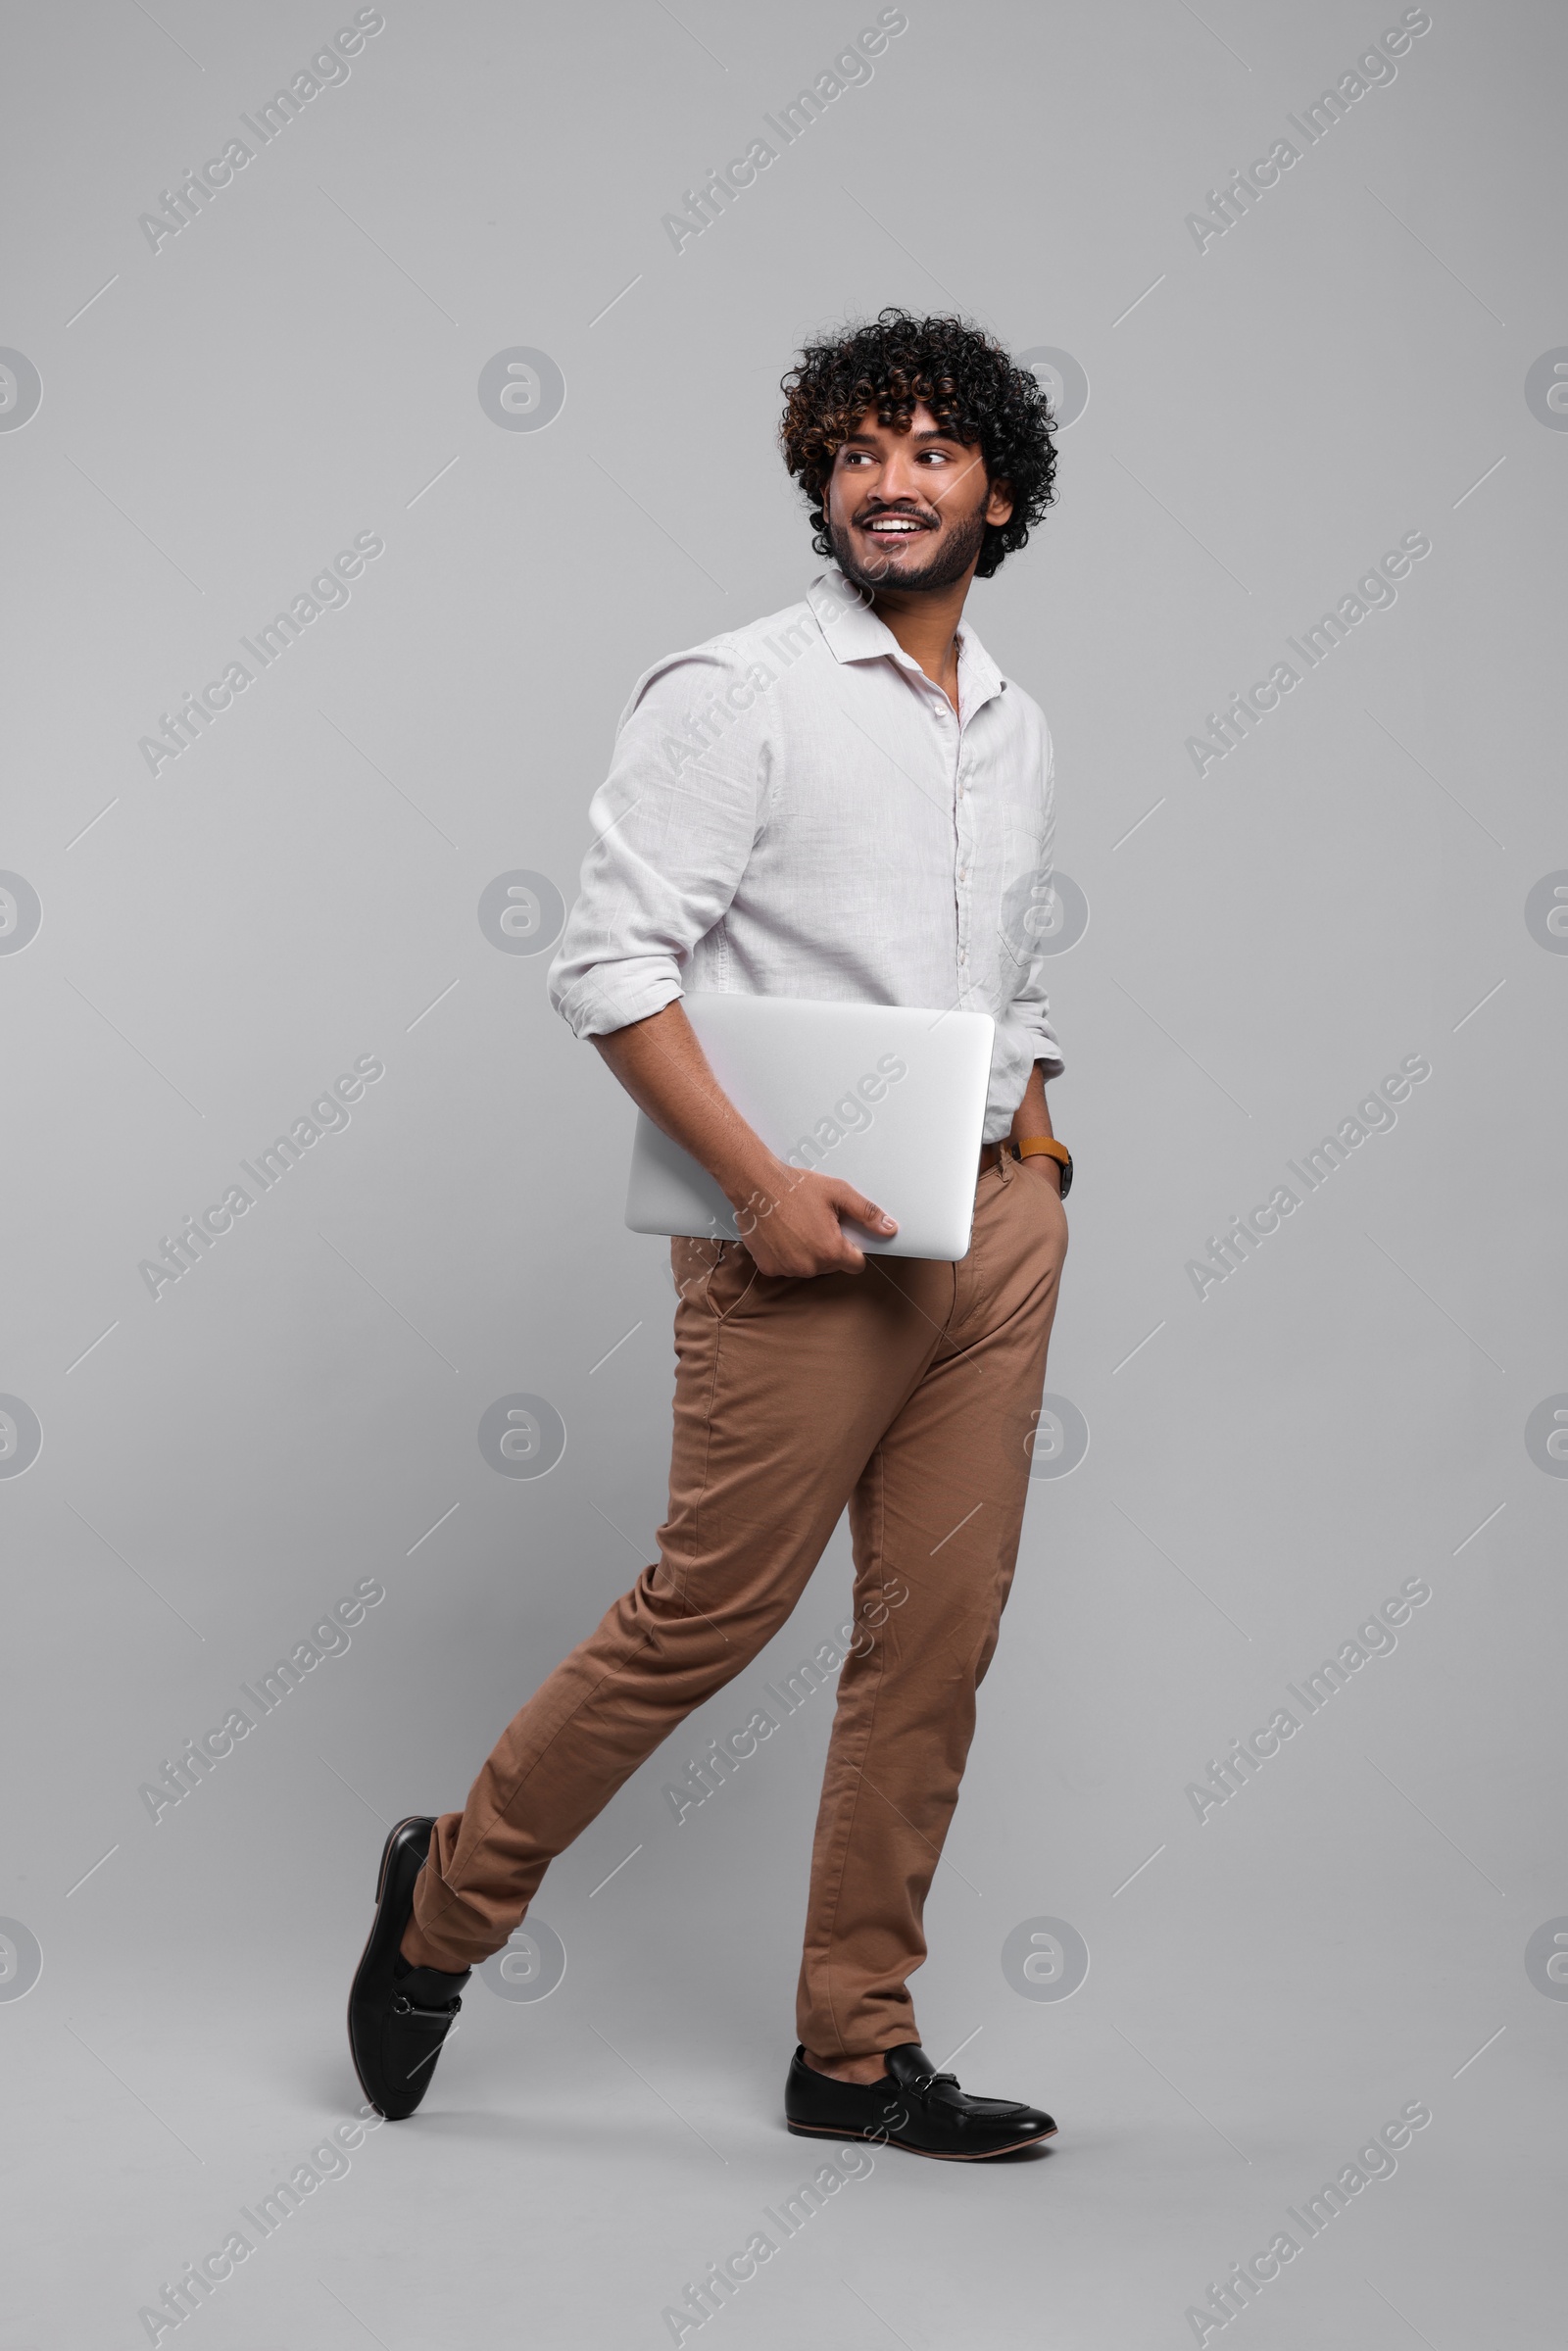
865, 572, 975, 707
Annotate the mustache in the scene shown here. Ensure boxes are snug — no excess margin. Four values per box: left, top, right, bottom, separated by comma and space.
855, 503, 938, 526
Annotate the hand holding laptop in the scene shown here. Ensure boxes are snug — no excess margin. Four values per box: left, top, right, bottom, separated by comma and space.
596, 999, 900, 1276
611, 993, 997, 1269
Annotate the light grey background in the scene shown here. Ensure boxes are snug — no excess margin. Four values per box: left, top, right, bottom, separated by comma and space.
2, 1, 1564, 2344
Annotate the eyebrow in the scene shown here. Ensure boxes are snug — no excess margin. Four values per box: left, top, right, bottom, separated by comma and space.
839, 424, 967, 448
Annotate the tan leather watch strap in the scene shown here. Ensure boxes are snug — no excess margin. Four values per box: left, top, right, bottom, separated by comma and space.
1015, 1135, 1073, 1198
977, 1136, 1073, 1196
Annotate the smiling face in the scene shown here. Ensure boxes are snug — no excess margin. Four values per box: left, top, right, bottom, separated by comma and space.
825, 399, 1015, 596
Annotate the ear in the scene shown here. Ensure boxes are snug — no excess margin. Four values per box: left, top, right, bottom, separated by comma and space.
985, 475, 1014, 526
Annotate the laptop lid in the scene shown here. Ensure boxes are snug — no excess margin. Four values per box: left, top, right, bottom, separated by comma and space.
624, 994, 995, 1262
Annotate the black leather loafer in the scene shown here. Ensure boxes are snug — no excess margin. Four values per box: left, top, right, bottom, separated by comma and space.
348, 1816, 470, 2121
785, 2040, 1055, 2160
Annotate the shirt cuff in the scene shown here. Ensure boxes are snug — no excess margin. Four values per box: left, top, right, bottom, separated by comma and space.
1016, 1031, 1065, 1083
552, 964, 685, 1041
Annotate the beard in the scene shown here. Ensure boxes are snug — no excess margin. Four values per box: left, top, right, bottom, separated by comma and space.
828, 500, 988, 594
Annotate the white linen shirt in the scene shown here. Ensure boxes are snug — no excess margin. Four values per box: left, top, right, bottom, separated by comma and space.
548, 570, 1065, 1143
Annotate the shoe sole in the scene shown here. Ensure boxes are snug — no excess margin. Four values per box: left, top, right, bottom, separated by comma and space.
347, 1814, 431, 2115
786, 2118, 1056, 2161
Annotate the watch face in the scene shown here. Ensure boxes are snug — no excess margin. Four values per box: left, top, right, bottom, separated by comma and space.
1057, 1153, 1073, 1199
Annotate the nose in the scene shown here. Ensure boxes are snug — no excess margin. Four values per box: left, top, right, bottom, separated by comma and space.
875, 440, 925, 509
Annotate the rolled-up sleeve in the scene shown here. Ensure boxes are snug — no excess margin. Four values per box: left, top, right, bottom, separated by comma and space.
998, 723, 1066, 1086
548, 649, 764, 1039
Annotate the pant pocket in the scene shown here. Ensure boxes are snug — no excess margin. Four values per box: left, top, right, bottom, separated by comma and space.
671, 1237, 726, 1318
673, 1237, 765, 1322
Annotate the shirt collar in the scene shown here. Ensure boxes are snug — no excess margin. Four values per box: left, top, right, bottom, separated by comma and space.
806, 569, 1006, 713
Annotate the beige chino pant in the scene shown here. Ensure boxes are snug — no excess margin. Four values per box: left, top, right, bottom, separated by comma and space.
405, 1151, 1068, 2059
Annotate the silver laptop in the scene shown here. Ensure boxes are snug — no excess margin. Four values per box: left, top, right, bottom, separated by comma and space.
624, 994, 995, 1262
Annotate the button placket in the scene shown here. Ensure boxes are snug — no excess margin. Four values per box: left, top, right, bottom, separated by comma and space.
954, 727, 973, 982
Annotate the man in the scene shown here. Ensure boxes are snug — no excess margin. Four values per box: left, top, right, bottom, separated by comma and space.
349, 309, 1073, 2160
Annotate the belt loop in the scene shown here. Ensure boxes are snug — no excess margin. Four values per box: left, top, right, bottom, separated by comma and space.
998, 1140, 1014, 1185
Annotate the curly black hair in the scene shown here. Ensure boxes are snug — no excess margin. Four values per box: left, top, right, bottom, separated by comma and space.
779, 308, 1057, 578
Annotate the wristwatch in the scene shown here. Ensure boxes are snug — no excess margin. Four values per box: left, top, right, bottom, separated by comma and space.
1016, 1136, 1072, 1198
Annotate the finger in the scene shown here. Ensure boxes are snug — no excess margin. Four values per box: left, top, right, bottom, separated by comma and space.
832, 1185, 898, 1235
805, 1214, 867, 1275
